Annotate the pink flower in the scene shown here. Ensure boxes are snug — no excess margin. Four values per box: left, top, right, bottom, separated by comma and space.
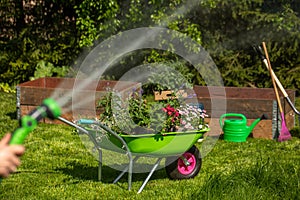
181, 119, 187, 125
166, 105, 175, 112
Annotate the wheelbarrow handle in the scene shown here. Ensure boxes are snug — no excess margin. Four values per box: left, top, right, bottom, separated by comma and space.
77, 119, 97, 124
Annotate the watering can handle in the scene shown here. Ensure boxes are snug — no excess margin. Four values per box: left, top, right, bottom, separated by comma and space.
219, 113, 247, 128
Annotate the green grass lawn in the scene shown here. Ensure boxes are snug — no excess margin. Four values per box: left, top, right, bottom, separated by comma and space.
0, 92, 299, 200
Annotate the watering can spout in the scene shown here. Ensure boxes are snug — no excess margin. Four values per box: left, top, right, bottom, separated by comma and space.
220, 113, 267, 142
248, 114, 268, 135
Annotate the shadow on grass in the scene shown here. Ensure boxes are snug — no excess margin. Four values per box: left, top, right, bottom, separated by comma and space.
6, 111, 17, 120
290, 126, 300, 138
56, 161, 168, 184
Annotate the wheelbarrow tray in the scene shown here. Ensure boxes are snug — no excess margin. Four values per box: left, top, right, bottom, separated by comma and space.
119, 129, 208, 156
58, 117, 210, 193
88, 127, 209, 156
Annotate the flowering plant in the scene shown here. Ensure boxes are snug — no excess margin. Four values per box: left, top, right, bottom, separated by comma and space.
162, 103, 208, 132
177, 104, 208, 131
161, 104, 181, 132
98, 87, 209, 134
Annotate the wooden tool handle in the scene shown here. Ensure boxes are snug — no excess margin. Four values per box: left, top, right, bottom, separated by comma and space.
262, 42, 283, 113
261, 59, 288, 97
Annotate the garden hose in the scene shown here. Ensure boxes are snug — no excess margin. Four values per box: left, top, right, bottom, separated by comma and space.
0, 98, 61, 181
9, 98, 62, 144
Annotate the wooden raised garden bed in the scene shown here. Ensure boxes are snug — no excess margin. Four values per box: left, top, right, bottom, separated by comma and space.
16, 78, 296, 139
192, 86, 296, 139
16, 77, 141, 124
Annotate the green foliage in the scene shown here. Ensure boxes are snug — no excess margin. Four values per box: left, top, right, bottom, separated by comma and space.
30, 61, 70, 80
140, 61, 195, 95
0, 0, 78, 86
0, 0, 299, 93
195, 0, 300, 89
97, 90, 153, 133
0, 83, 15, 93
75, 0, 120, 47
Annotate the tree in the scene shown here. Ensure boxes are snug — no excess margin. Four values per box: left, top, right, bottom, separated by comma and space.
0, 0, 78, 85
193, 0, 300, 89
0, 0, 299, 93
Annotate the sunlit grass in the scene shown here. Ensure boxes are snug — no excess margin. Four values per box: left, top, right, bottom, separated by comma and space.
0, 92, 299, 199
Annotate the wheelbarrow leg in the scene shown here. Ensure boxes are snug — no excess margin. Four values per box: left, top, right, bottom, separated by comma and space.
128, 155, 133, 190
98, 148, 102, 181
113, 156, 140, 190
137, 158, 163, 194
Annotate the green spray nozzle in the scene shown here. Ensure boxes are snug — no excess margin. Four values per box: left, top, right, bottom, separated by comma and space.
9, 98, 61, 145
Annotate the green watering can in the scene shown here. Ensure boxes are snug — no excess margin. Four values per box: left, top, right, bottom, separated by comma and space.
219, 113, 267, 142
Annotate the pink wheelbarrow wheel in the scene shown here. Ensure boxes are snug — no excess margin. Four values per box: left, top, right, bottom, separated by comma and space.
165, 145, 202, 179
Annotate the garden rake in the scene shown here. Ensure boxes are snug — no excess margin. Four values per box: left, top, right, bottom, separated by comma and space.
261, 42, 291, 142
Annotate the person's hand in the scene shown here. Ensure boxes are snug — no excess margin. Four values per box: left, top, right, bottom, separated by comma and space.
0, 134, 25, 178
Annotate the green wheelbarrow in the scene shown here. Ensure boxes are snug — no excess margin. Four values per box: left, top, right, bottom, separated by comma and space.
59, 117, 209, 193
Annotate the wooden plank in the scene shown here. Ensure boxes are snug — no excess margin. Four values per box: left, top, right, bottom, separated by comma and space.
188, 98, 274, 117
250, 119, 273, 139
17, 77, 142, 124
193, 85, 295, 100
154, 90, 188, 100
